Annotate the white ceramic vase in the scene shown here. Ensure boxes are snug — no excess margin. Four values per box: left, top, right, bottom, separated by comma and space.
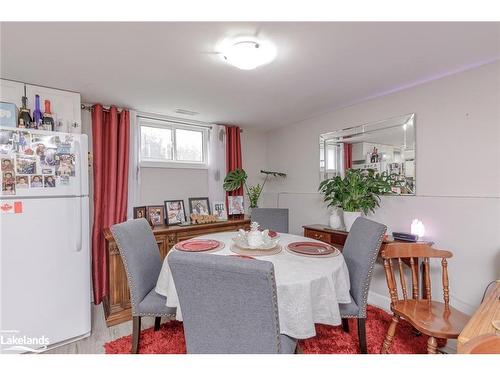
343, 211, 362, 231
329, 207, 343, 229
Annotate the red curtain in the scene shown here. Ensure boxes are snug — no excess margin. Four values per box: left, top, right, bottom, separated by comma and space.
343, 143, 353, 170
91, 104, 130, 305
225, 126, 243, 202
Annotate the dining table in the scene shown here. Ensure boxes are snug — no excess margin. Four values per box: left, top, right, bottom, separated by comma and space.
155, 231, 352, 339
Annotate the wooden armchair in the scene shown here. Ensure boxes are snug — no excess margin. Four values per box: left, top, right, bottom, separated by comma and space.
380, 243, 469, 354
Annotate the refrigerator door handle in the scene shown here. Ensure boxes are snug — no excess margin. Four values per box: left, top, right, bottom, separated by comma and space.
75, 197, 82, 252
74, 138, 82, 197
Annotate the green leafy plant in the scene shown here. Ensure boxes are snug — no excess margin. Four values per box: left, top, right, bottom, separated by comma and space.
223, 169, 287, 208
318, 169, 392, 214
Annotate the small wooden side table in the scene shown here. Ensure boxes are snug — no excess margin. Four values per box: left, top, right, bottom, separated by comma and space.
303, 224, 433, 298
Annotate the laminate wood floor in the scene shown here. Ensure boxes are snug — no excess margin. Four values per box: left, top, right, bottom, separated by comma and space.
44, 304, 159, 354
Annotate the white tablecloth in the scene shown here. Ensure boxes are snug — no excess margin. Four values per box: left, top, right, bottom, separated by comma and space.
155, 232, 351, 339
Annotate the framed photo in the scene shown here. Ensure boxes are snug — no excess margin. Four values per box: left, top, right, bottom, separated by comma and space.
0, 102, 17, 127
164, 200, 187, 225
188, 197, 211, 215
15, 175, 29, 189
133, 206, 147, 219
16, 155, 36, 174
30, 175, 43, 188
1, 158, 14, 172
147, 206, 165, 226
213, 201, 228, 221
228, 195, 244, 215
44, 175, 56, 187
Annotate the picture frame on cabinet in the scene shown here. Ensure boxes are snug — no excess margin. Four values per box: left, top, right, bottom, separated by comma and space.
147, 206, 165, 226
133, 206, 147, 220
164, 200, 187, 225
228, 195, 244, 215
188, 197, 211, 216
213, 201, 228, 221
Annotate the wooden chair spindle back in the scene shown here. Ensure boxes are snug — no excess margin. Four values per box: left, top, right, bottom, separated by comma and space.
381, 243, 453, 305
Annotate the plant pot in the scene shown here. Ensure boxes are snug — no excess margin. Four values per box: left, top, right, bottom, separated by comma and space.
329, 207, 343, 230
343, 211, 362, 231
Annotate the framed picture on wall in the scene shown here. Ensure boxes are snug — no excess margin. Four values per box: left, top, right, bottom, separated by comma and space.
212, 201, 228, 221
147, 206, 165, 226
133, 206, 147, 219
188, 197, 211, 215
228, 195, 244, 215
164, 200, 187, 225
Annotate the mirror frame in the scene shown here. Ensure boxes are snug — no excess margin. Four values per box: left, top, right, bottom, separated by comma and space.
319, 113, 416, 196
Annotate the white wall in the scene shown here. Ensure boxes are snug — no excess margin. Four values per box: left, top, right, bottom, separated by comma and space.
139, 167, 208, 207
263, 61, 500, 315
241, 128, 268, 186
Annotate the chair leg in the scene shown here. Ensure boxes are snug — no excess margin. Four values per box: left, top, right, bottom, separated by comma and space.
427, 336, 438, 354
294, 343, 303, 354
132, 316, 141, 354
341, 318, 350, 333
357, 318, 367, 354
154, 316, 161, 331
380, 315, 399, 354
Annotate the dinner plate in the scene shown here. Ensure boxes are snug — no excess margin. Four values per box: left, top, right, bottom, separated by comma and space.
287, 242, 339, 257
175, 239, 221, 252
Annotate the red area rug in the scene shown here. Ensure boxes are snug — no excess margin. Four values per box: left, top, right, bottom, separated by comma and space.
104, 305, 440, 354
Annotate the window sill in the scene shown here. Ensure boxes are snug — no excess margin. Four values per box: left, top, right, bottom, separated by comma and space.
140, 160, 208, 170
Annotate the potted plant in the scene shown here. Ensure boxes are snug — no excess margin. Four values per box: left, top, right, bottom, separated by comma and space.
318, 169, 392, 231
223, 169, 287, 209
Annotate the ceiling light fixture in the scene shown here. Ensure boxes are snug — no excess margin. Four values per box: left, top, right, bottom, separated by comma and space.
220, 38, 277, 70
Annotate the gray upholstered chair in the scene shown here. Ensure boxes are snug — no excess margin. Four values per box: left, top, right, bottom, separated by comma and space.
168, 251, 298, 354
250, 208, 289, 233
110, 218, 176, 354
338, 217, 387, 354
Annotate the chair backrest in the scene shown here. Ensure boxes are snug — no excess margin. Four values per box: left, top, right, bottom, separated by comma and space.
168, 251, 283, 354
250, 208, 289, 233
342, 217, 387, 315
110, 218, 162, 313
381, 242, 453, 306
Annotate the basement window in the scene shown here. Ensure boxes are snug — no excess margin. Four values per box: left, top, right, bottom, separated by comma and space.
139, 118, 208, 168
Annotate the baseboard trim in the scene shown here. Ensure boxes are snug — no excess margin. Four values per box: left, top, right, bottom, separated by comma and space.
368, 291, 391, 312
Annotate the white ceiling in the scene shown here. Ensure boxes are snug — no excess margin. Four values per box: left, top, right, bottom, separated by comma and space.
1, 22, 499, 130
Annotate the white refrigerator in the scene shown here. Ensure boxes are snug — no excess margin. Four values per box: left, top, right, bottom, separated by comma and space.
0, 126, 91, 353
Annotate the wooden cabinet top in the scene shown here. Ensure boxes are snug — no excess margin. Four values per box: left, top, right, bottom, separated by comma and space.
303, 224, 349, 235
104, 217, 250, 242
303, 224, 432, 245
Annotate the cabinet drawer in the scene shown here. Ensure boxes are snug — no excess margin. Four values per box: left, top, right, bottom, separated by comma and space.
330, 232, 347, 246
304, 229, 332, 243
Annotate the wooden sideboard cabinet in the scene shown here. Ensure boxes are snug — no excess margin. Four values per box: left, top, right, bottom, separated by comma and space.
103, 218, 251, 326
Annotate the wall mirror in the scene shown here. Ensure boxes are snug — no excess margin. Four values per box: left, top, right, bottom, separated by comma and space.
319, 113, 416, 195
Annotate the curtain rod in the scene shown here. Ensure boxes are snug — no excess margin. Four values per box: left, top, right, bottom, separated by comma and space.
81, 104, 127, 112
82, 104, 244, 132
